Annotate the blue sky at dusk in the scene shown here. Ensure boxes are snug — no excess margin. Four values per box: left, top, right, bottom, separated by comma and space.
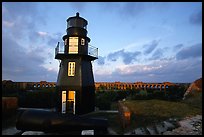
2, 2, 202, 83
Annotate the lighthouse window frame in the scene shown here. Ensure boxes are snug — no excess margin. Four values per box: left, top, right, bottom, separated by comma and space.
68, 62, 75, 76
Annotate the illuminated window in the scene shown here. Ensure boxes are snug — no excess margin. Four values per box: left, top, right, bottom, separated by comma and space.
81, 38, 85, 45
68, 91, 75, 114
68, 62, 75, 76
62, 91, 66, 114
69, 37, 78, 54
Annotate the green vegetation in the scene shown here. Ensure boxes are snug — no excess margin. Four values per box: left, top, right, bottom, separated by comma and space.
18, 88, 56, 108
2, 88, 19, 97
2, 87, 57, 108
182, 91, 202, 109
121, 98, 202, 132
124, 99, 202, 119
95, 90, 128, 110
95, 85, 187, 110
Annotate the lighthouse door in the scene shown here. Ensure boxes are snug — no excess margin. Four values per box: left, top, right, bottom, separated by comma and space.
68, 91, 75, 114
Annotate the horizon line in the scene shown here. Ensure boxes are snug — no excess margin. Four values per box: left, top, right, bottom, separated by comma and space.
2, 79, 192, 84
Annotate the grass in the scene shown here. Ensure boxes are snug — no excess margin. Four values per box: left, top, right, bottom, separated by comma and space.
124, 99, 202, 118
120, 98, 202, 133
182, 91, 202, 109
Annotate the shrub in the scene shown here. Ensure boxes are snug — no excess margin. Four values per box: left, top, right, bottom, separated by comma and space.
18, 90, 56, 108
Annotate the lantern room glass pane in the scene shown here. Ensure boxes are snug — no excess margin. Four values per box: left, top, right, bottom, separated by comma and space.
69, 37, 78, 54
67, 18, 87, 29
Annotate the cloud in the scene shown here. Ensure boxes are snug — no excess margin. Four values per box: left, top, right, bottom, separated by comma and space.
176, 43, 202, 60
150, 48, 163, 60
107, 49, 141, 64
38, 31, 48, 37
69, 2, 87, 12
2, 2, 58, 82
115, 64, 163, 76
107, 50, 122, 62
95, 57, 201, 83
47, 32, 63, 46
2, 2, 61, 82
100, 2, 146, 20
2, 20, 14, 27
189, 10, 202, 26
101, 2, 170, 20
2, 2, 46, 40
119, 2, 146, 18
151, 58, 202, 83
2, 34, 57, 82
28, 31, 63, 47
173, 44, 183, 50
122, 51, 141, 64
143, 40, 160, 55
2, 35, 54, 81
97, 56, 106, 65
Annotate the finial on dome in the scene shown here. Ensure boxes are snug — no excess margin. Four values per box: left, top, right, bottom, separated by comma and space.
76, 12, 79, 17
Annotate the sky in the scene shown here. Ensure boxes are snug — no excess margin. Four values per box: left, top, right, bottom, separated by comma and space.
2, 2, 202, 83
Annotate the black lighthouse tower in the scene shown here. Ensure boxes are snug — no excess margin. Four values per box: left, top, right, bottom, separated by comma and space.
55, 12, 98, 115
16, 13, 107, 134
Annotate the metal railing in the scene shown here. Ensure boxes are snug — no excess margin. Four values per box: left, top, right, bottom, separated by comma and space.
88, 44, 98, 58
55, 42, 98, 58
55, 42, 65, 56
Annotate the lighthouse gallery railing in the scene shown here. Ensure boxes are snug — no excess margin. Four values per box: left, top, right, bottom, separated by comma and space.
55, 42, 98, 58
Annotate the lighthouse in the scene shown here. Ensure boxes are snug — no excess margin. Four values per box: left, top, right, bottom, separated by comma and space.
55, 12, 98, 115
15, 13, 107, 134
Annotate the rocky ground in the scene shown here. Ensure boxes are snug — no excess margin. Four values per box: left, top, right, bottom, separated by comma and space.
163, 115, 202, 135
124, 115, 202, 135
